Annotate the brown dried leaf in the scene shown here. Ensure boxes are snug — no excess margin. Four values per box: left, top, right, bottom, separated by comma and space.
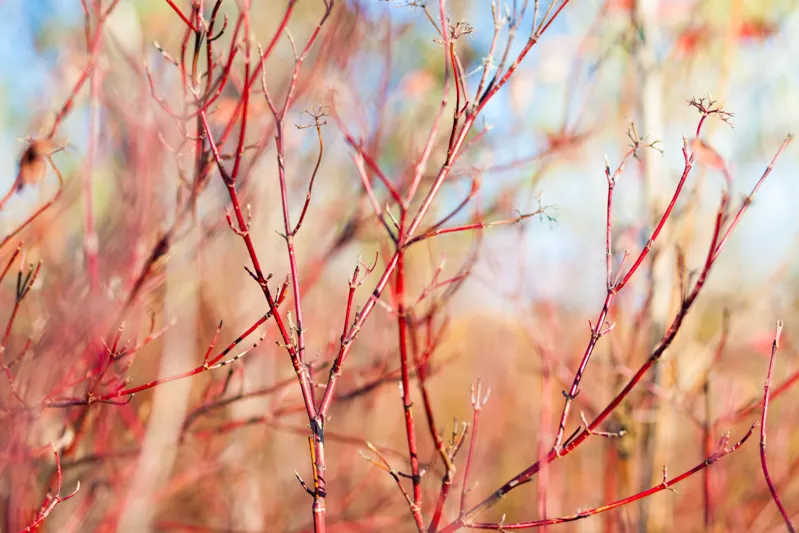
690, 138, 726, 171
16, 140, 56, 191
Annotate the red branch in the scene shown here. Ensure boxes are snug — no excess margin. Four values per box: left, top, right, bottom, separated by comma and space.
759, 321, 796, 533
467, 425, 755, 530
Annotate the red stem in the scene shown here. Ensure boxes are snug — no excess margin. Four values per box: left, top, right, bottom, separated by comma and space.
395, 227, 425, 530
163, 0, 199, 33
420, 318, 456, 533
460, 385, 485, 515
616, 156, 693, 290
213, 2, 297, 149
759, 321, 796, 533
711, 135, 793, 262
47, 309, 273, 406
466, 425, 755, 530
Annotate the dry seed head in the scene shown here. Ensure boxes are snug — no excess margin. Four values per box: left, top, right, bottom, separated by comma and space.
16, 139, 57, 191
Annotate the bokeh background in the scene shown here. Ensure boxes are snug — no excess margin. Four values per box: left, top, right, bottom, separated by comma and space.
0, 0, 798, 532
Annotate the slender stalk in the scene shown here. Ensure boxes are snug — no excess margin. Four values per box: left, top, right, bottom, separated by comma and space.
759, 321, 796, 533
163, 0, 199, 33
393, 213, 424, 530
466, 425, 754, 530
461, 379, 489, 515
46, 311, 273, 407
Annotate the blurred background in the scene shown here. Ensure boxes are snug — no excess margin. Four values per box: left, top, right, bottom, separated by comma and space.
0, 0, 797, 532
